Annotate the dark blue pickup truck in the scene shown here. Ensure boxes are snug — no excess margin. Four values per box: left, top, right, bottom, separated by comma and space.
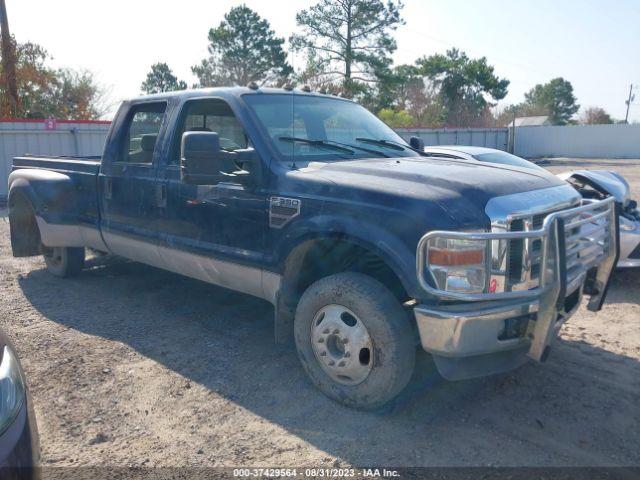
8, 87, 619, 409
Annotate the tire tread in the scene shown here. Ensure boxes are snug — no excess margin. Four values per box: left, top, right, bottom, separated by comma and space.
294, 272, 415, 410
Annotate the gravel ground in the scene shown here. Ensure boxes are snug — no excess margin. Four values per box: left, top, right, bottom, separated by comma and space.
0, 158, 639, 468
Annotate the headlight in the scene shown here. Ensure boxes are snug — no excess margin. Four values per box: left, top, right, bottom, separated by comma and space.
620, 216, 637, 232
0, 346, 26, 434
426, 237, 487, 293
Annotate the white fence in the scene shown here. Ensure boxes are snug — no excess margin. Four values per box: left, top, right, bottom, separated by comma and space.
396, 128, 509, 151
0, 119, 111, 200
514, 124, 640, 159
2, 120, 639, 201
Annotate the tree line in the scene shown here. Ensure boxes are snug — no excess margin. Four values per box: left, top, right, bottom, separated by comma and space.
0, 37, 109, 119
0, 0, 618, 125
141, 2, 617, 127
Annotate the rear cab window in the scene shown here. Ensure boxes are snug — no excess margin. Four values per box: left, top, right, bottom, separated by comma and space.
121, 102, 167, 164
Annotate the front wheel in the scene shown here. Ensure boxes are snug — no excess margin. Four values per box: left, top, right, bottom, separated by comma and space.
294, 272, 415, 410
43, 247, 85, 278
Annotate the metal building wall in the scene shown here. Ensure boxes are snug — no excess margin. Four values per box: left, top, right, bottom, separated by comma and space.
514, 124, 640, 158
0, 119, 111, 200
395, 128, 509, 151
3, 120, 638, 201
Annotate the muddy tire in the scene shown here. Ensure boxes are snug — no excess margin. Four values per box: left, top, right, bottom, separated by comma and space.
43, 247, 85, 278
294, 272, 415, 410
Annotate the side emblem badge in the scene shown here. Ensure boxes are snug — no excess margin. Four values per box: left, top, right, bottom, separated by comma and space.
269, 197, 301, 229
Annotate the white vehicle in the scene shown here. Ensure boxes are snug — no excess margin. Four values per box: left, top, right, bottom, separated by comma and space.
423, 146, 640, 268
557, 170, 640, 268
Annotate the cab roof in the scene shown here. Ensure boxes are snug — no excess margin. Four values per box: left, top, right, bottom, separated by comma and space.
127, 86, 349, 104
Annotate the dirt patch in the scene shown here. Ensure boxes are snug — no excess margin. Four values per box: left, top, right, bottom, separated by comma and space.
0, 158, 639, 467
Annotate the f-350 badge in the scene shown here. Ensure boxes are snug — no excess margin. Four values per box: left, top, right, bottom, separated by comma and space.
269, 197, 301, 229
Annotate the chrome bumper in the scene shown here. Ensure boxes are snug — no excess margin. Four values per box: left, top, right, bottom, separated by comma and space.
414, 274, 583, 357
414, 197, 619, 364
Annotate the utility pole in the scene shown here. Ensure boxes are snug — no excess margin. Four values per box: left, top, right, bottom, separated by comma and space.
624, 84, 634, 124
0, 0, 20, 117
510, 111, 516, 154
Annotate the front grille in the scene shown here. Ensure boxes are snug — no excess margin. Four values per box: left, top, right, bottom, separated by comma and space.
507, 219, 524, 284
505, 202, 611, 291
506, 210, 560, 289
507, 212, 551, 285
530, 214, 545, 279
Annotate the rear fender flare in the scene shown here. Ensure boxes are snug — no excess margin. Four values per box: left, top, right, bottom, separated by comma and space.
8, 169, 86, 248
8, 169, 80, 223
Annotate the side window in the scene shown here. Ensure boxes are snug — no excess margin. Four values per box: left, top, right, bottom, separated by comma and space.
172, 99, 248, 164
122, 102, 166, 164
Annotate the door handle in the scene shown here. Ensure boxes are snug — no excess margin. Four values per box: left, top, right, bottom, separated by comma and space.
104, 178, 112, 200
156, 183, 167, 208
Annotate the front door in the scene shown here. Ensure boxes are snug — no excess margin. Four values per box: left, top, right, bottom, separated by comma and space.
155, 98, 269, 294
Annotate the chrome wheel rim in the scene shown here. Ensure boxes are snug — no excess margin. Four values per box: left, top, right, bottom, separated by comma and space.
310, 304, 374, 385
44, 247, 63, 266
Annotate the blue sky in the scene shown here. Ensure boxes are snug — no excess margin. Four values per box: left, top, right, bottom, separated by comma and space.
9, 0, 640, 121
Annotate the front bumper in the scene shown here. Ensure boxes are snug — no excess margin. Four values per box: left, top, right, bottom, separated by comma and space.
413, 197, 619, 380
414, 276, 584, 380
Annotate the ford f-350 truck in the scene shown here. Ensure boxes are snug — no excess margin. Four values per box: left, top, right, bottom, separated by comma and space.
8, 87, 619, 409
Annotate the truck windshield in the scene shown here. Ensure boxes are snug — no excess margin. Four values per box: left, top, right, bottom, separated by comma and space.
243, 94, 419, 161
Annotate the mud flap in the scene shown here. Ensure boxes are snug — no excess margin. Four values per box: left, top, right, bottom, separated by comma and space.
8, 194, 43, 257
274, 289, 296, 345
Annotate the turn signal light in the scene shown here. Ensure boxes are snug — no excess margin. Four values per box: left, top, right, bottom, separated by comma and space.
428, 248, 484, 266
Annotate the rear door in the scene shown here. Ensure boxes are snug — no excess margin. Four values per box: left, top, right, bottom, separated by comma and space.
99, 101, 168, 266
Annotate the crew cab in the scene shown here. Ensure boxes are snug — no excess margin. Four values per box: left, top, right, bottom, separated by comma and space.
8, 87, 619, 409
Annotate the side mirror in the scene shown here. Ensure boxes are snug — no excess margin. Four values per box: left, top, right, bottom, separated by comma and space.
180, 131, 253, 185
409, 136, 424, 151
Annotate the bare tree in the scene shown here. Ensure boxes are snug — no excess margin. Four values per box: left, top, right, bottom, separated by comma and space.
581, 107, 613, 125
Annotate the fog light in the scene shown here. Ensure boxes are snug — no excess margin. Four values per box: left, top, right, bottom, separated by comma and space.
498, 315, 531, 341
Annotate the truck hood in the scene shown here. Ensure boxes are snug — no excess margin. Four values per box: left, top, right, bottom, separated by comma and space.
296, 156, 567, 227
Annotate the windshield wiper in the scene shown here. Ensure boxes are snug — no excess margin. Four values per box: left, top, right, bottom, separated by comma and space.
322, 139, 391, 158
278, 136, 391, 160
278, 136, 355, 155
355, 137, 427, 156
355, 137, 406, 151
